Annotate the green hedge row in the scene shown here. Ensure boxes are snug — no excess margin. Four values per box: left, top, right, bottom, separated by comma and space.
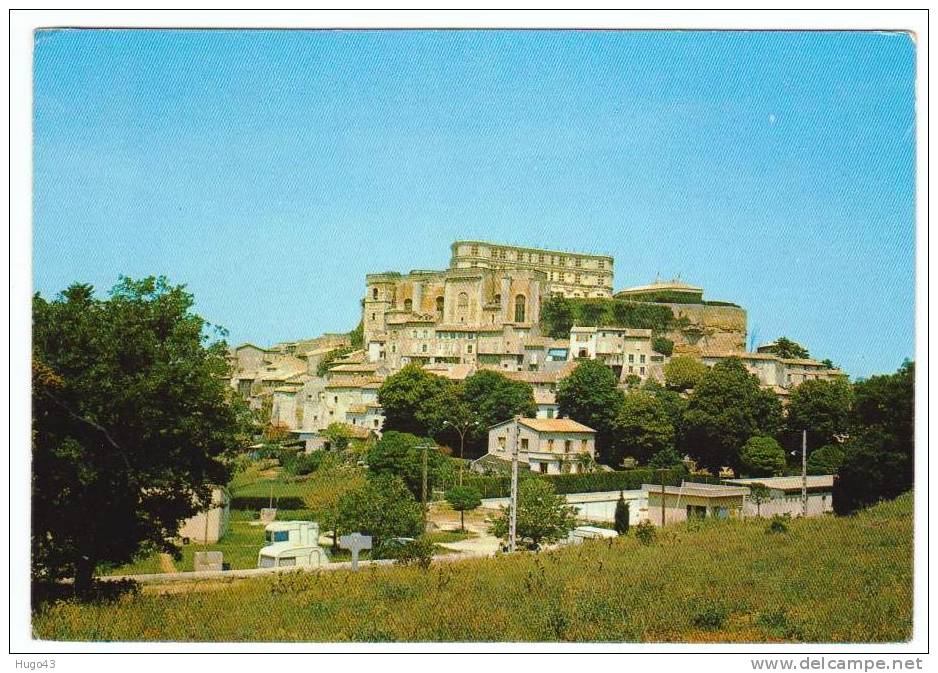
230, 496, 306, 510
463, 469, 721, 499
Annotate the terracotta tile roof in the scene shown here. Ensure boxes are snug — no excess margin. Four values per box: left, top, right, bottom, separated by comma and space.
324, 377, 384, 390
502, 370, 562, 384
518, 417, 595, 434
329, 363, 382, 373
347, 404, 367, 415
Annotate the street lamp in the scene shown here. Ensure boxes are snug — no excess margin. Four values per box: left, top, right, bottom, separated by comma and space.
442, 418, 479, 486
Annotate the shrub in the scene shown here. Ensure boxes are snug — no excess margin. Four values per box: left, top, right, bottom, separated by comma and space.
691, 604, 727, 630
281, 451, 325, 476
634, 521, 656, 545
767, 515, 789, 534
614, 494, 630, 535
391, 536, 434, 569
740, 436, 786, 477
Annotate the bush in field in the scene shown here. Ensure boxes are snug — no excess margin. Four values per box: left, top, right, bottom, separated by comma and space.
634, 520, 657, 545
281, 451, 325, 476
390, 536, 435, 569
366, 431, 450, 500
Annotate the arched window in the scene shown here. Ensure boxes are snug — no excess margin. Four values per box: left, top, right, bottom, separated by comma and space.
372, 288, 378, 300
514, 295, 526, 323
494, 293, 501, 307
436, 296, 444, 314
457, 292, 468, 308
404, 298, 412, 312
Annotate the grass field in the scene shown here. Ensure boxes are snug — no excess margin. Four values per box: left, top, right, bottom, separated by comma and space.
35, 493, 912, 643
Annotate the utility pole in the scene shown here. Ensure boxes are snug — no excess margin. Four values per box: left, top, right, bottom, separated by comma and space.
659, 468, 666, 527
508, 416, 520, 553
801, 429, 808, 518
420, 442, 429, 525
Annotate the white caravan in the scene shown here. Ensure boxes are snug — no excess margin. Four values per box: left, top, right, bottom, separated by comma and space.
257, 521, 326, 569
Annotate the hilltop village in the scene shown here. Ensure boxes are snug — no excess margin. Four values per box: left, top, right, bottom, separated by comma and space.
227, 240, 844, 454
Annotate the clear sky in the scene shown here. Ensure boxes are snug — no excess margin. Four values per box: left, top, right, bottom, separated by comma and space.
33, 29, 916, 378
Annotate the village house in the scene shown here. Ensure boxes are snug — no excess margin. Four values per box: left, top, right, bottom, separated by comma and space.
485, 417, 596, 474
699, 350, 845, 394
569, 324, 666, 383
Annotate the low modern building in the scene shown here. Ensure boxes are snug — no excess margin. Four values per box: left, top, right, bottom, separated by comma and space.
643, 482, 751, 526
699, 350, 845, 393
486, 417, 596, 474
726, 475, 835, 518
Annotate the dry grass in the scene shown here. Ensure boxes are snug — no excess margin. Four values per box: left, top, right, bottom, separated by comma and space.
33, 493, 912, 643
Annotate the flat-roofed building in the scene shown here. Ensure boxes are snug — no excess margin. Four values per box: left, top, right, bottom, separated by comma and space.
643, 482, 751, 526
450, 240, 614, 299
726, 475, 835, 518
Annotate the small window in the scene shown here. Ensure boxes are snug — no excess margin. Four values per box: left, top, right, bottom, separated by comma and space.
565, 440, 572, 451
640, 367, 645, 375
548, 439, 554, 451
404, 298, 412, 312
372, 288, 378, 300
640, 354, 646, 364
458, 292, 469, 308
629, 354, 634, 363
467, 344, 473, 354
521, 438, 529, 451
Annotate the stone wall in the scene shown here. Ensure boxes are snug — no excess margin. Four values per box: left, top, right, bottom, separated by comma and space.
663, 303, 748, 355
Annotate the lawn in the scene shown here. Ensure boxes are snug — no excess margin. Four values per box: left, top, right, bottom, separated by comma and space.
35, 493, 913, 643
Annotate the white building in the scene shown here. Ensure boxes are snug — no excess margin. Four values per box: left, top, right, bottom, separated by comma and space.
726, 475, 835, 518
486, 416, 596, 474
569, 325, 665, 383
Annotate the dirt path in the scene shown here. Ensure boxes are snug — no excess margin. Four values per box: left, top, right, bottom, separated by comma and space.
158, 553, 177, 574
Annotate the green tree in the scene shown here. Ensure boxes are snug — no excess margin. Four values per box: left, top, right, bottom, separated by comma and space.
377, 364, 454, 436
748, 483, 771, 517
739, 436, 786, 477
31, 278, 249, 590
489, 480, 576, 548
445, 485, 482, 530
663, 356, 708, 392
613, 492, 630, 534
786, 378, 853, 450
762, 336, 810, 359
680, 358, 783, 472
613, 391, 675, 466
806, 444, 846, 475
834, 361, 914, 514
316, 346, 355, 377
322, 422, 352, 452
460, 370, 536, 454
556, 359, 624, 465
648, 446, 686, 471
335, 474, 424, 556
651, 337, 674, 356
366, 431, 449, 500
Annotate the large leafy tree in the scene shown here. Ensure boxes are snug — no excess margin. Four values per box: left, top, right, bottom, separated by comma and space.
785, 378, 853, 450
806, 444, 846, 475
377, 364, 454, 436
366, 431, 451, 499
834, 360, 914, 514
739, 436, 786, 477
762, 336, 810, 360
460, 370, 536, 454
335, 474, 424, 556
489, 479, 576, 547
680, 358, 783, 472
613, 391, 675, 466
556, 359, 624, 464
32, 278, 249, 590
663, 356, 708, 392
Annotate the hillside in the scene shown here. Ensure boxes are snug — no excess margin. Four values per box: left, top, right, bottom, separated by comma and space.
33, 493, 912, 643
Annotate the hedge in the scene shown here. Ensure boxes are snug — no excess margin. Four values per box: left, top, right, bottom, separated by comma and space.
464, 469, 721, 499
230, 496, 307, 511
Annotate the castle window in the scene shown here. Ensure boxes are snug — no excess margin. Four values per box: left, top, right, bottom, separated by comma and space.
514, 295, 526, 323
539, 254, 544, 263
436, 296, 444, 314
494, 293, 501, 307
404, 298, 412, 312
458, 292, 469, 308
467, 344, 473, 354
575, 258, 582, 268
598, 261, 605, 269
471, 245, 479, 256
372, 288, 378, 300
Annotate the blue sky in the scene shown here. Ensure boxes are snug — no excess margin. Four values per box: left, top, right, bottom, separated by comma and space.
33, 29, 916, 378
